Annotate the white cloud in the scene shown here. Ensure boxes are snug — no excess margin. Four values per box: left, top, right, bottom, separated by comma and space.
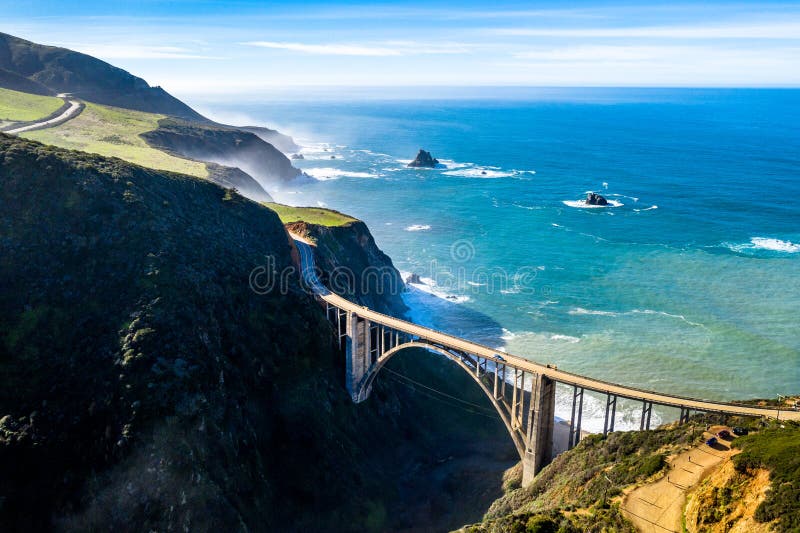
243, 40, 471, 56
493, 21, 800, 39
62, 43, 224, 60
244, 41, 402, 56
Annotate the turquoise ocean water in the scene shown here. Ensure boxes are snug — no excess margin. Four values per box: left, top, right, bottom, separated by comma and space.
202, 88, 799, 430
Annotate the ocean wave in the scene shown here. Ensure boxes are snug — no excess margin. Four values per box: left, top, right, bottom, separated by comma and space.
633, 205, 659, 212
443, 168, 517, 178
303, 167, 378, 180
563, 199, 624, 209
405, 224, 431, 232
400, 271, 470, 304
550, 334, 580, 343
569, 307, 620, 317
723, 237, 800, 255
569, 307, 707, 329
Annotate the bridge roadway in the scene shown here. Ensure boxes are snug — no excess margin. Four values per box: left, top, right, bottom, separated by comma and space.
294, 238, 798, 422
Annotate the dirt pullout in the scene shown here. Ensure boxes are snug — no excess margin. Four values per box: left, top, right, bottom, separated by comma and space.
622, 426, 737, 533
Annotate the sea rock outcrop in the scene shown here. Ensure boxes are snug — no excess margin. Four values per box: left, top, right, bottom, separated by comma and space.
405, 273, 422, 284
407, 149, 439, 168
586, 192, 609, 206
291, 153, 304, 160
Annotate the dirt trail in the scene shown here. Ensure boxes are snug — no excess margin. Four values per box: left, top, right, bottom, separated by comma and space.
622, 426, 738, 533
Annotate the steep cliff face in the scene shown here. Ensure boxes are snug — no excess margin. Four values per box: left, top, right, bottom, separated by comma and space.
286, 219, 407, 317
240, 125, 300, 154
0, 135, 516, 532
142, 119, 301, 191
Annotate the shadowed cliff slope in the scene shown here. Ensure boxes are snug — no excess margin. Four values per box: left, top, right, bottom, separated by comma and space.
0, 134, 515, 532
142, 118, 302, 190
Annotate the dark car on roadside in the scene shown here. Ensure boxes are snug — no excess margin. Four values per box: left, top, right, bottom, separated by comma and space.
717, 429, 731, 439
706, 437, 718, 446
733, 427, 749, 436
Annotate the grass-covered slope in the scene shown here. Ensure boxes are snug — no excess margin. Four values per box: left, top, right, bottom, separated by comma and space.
0, 134, 516, 531
21, 101, 209, 178
0, 87, 63, 122
266, 202, 359, 227
19, 100, 273, 200
731, 422, 800, 532
0, 32, 205, 121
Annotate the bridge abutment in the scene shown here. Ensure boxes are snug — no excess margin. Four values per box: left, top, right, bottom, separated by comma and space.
522, 374, 556, 487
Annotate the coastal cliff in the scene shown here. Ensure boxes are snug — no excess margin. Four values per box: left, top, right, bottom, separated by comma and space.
285, 217, 407, 317
141, 118, 302, 191
0, 135, 516, 531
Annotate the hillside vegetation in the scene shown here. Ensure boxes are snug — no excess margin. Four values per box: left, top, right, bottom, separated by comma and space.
266, 202, 359, 227
22, 102, 209, 178
0, 87, 63, 122
0, 134, 515, 531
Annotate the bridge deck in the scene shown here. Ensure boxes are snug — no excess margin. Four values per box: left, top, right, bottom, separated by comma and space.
294, 238, 799, 421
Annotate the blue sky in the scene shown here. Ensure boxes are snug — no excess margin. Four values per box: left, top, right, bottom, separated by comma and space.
3, 1, 800, 95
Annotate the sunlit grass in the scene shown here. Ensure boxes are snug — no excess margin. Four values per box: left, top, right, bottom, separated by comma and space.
263, 202, 358, 227
0, 87, 63, 122
22, 102, 208, 178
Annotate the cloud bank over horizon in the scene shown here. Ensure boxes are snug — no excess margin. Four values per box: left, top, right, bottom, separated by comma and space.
2, 1, 799, 95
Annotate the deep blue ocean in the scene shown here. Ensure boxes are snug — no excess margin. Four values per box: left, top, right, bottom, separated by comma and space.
202, 88, 800, 429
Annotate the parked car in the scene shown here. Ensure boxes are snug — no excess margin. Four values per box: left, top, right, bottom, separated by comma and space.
705, 437, 718, 446
732, 427, 749, 436
717, 429, 731, 439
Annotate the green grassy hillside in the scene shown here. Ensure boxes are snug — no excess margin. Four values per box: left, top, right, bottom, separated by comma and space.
21, 102, 208, 178
265, 202, 358, 227
0, 87, 63, 122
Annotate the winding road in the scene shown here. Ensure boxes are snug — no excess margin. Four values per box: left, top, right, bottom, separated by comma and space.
5, 96, 83, 135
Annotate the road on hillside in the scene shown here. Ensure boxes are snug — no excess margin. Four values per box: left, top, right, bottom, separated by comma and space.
5, 97, 83, 135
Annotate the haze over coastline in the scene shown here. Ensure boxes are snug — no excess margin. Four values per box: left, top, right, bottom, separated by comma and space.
3, 0, 800, 96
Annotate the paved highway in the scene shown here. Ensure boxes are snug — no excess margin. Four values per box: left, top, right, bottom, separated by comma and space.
6, 97, 83, 135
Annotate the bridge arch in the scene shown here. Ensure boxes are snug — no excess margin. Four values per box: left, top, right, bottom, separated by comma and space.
357, 341, 526, 458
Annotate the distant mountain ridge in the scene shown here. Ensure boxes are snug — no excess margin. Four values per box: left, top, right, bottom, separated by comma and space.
0, 32, 205, 121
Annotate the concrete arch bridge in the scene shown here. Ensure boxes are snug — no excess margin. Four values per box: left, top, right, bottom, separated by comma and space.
294, 240, 798, 486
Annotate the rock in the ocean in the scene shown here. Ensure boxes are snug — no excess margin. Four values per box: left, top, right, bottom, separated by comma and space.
407, 149, 439, 168
291, 153, 304, 160
405, 273, 422, 284
586, 192, 609, 206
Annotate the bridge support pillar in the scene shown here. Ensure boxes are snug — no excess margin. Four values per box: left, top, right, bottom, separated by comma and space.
522, 374, 556, 487
345, 313, 371, 402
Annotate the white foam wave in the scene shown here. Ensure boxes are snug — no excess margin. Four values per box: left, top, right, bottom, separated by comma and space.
563, 199, 624, 209
569, 307, 707, 329
304, 167, 378, 180
550, 334, 580, 343
723, 237, 800, 255
569, 307, 620, 317
443, 168, 516, 178
405, 224, 431, 232
633, 205, 659, 212
751, 237, 800, 252
400, 271, 470, 304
